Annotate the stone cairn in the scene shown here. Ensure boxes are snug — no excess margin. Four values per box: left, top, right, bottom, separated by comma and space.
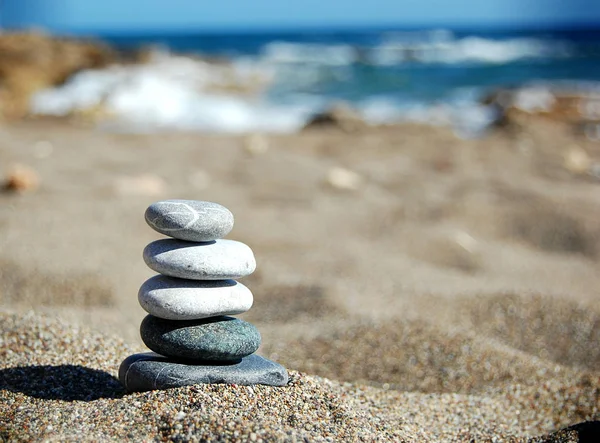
119, 200, 288, 392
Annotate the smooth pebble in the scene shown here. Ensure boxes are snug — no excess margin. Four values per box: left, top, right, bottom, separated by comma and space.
145, 200, 234, 242
143, 239, 256, 280
140, 315, 261, 362
138, 275, 253, 320
119, 353, 288, 392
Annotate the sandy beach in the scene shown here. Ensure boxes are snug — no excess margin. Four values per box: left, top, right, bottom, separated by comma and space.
1, 116, 599, 441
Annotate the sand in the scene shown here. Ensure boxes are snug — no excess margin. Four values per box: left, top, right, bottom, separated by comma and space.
0, 118, 599, 441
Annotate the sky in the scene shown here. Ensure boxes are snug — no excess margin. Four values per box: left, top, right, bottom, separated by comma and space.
2, 0, 600, 33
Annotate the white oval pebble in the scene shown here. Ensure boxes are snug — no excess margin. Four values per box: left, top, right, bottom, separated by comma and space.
143, 239, 256, 280
138, 275, 253, 320
145, 200, 234, 242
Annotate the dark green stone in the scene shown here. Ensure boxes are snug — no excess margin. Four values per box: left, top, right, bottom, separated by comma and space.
140, 315, 261, 362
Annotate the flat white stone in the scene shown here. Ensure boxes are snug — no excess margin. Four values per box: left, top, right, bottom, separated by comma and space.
138, 275, 253, 320
145, 200, 234, 242
143, 239, 256, 280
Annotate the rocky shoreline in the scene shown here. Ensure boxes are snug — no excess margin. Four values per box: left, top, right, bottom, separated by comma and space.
2, 31, 600, 138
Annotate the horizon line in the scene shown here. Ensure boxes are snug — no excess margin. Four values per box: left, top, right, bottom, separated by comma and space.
2, 20, 600, 37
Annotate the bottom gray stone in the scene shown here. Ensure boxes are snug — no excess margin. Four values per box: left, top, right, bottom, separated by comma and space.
119, 352, 288, 392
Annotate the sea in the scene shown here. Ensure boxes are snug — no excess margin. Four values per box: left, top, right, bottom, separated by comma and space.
30, 27, 600, 136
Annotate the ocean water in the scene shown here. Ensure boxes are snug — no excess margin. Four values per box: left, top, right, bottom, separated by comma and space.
31, 27, 600, 135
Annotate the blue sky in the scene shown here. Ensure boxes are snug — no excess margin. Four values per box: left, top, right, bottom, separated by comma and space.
2, 0, 600, 32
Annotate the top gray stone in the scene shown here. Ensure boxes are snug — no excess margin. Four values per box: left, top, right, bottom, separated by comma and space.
145, 200, 234, 242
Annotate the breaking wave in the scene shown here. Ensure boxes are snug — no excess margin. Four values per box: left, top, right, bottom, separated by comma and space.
261, 29, 573, 66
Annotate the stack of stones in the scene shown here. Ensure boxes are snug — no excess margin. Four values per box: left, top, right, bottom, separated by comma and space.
119, 200, 288, 392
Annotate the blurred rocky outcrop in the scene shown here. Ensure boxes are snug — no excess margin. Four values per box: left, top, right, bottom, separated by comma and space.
482, 85, 600, 139
0, 31, 116, 119
303, 103, 369, 133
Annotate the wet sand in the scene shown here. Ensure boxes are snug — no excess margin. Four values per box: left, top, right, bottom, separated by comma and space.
1, 118, 599, 441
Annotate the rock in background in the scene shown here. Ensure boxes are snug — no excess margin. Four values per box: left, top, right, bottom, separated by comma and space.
0, 31, 117, 120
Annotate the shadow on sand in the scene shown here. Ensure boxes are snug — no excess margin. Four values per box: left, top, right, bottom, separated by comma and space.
539, 421, 600, 443
0, 365, 125, 401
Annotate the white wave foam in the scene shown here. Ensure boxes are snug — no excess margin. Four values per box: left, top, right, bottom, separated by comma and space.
30, 50, 311, 133
256, 30, 572, 67
356, 97, 497, 138
370, 31, 571, 65
512, 86, 557, 113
